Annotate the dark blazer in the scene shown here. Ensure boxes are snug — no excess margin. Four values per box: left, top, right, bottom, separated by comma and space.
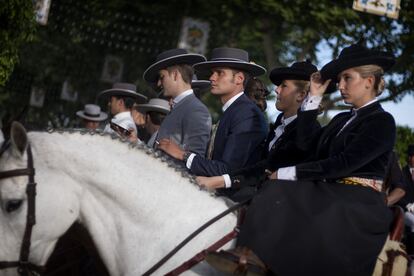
398, 165, 414, 209
295, 101, 396, 181
190, 94, 267, 177
228, 113, 320, 196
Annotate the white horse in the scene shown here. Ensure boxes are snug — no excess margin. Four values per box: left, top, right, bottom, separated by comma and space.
0, 122, 237, 276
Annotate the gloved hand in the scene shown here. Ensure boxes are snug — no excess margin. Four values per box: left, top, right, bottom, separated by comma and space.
407, 203, 414, 213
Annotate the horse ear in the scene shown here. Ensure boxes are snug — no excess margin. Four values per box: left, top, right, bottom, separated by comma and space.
10, 122, 28, 156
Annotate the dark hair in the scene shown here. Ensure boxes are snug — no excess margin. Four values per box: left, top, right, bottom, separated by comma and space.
230, 69, 251, 88
244, 77, 268, 112
147, 111, 167, 126
115, 96, 135, 109
166, 64, 193, 84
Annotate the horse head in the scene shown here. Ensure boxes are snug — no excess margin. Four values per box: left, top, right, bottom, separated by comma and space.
0, 122, 80, 276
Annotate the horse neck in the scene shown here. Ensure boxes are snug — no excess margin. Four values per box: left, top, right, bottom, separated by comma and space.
29, 131, 235, 275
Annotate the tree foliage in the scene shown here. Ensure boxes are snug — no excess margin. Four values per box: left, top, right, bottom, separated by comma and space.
396, 126, 414, 167
0, 0, 36, 86
1, 0, 413, 128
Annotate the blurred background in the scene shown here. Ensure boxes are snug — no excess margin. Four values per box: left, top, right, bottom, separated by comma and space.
1, 0, 413, 163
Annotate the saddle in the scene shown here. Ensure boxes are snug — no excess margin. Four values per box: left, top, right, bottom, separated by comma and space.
373, 206, 408, 276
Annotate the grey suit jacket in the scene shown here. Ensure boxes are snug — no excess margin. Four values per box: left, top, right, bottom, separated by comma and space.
157, 93, 212, 156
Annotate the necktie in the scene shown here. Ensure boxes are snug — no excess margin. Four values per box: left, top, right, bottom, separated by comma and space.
268, 120, 285, 151
207, 121, 219, 160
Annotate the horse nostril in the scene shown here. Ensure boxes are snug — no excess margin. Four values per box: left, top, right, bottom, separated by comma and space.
5, 200, 23, 213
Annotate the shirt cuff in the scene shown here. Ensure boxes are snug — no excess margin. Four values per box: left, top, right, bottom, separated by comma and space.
301, 95, 323, 111
186, 153, 196, 169
278, 166, 297, 180
223, 174, 231, 188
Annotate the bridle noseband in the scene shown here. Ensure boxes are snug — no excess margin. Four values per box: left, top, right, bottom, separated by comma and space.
0, 143, 45, 276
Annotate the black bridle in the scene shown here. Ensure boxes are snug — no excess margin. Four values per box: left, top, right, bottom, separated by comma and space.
0, 143, 45, 275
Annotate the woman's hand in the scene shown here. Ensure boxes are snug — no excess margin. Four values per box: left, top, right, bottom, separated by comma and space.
310, 71, 332, 97
196, 176, 225, 190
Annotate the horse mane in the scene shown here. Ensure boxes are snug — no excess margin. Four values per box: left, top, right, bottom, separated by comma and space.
42, 127, 200, 187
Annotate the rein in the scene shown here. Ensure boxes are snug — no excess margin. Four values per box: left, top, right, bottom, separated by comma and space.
0, 144, 45, 276
142, 197, 251, 276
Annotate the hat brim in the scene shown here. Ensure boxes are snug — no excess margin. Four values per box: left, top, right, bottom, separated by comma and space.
320, 55, 395, 82
193, 61, 266, 77
191, 80, 211, 90
98, 89, 148, 101
137, 104, 170, 114
269, 67, 312, 86
76, 111, 108, 121
143, 54, 206, 83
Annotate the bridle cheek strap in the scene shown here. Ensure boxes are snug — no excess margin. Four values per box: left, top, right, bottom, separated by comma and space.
0, 145, 45, 275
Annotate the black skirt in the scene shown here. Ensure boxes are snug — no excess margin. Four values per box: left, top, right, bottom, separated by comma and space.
237, 179, 392, 276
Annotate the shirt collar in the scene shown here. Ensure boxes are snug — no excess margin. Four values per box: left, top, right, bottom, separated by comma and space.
222, 92, 244, 112
113, 111, 132, 120
173, 89, 193, 105
354, 98, 378, 112
281, 114, 297, 126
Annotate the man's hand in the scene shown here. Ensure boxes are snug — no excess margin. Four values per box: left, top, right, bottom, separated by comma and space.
157, 138, 185, 160
310, 71, 332, 97
196, 176, 225, 190
268, 170, 278, 180
407, 203, 414, 213
128, 129, 138, 143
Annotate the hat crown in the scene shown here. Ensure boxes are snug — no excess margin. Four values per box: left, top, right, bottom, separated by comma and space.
210, 47, 249, 62
84, 104, 101, 115
156, 49, 189, 62
408, 144, 414, 156
112, 82, 136, 92
290, 60, 318, 74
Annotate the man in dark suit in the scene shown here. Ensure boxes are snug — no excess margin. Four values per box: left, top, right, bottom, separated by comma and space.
196, 61, 323, 201
158, 48, 267, 198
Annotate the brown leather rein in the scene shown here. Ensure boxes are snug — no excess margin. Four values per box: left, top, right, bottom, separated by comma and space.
0, 143, 45, 276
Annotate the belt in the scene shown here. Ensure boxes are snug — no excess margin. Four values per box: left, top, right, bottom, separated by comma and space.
337, 177, 383, 192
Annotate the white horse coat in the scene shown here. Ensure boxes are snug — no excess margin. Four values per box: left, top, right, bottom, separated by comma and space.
0, 123, 236, 275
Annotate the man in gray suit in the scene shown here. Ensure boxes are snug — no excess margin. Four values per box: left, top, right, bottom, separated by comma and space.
143, 49, 212, 156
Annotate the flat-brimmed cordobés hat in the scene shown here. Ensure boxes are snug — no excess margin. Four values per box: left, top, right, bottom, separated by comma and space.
193, 47, 266, 77
76, 104, 108, 121
407, 145, 414, 156
269, 60, 318, 86
98, 82, 148, 101
320, 43, 395, 82
137, 98, 170, 115
191, 74, 211, 91
143, 48, 206, 83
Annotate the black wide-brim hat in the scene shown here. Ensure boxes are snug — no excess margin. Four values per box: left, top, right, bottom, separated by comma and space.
408, 145, 414, 156
320, 43, 395, 82
193, 47, 266, 77
98, 82, 148, 102
191, 74, 210, 91
269, 60, 317, 86
143, 48, 206, 83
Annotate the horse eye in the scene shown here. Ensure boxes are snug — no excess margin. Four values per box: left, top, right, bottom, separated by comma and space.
5, 200, 23, 213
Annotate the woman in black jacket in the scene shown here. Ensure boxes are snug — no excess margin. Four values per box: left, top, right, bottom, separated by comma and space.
207, 43, 396, 276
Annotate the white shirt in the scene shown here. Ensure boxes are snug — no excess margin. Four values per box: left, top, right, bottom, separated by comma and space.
0, 129, 4, 145
279, 98, 379, 181
222, 92, 244, 112
268, 114, 297, 151
172, 89, 193, 108
104, 111, 137, 136
185, 91, 244, 170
